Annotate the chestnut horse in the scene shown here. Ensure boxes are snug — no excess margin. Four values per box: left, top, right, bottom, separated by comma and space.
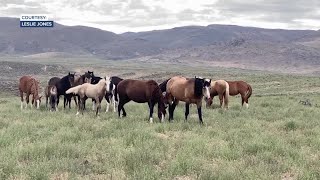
45, 85, 58, 111
165, 76, 211, 124
66, 78, 108, 116
117, 79, 166, 123
227, 81, 252, 108
205, 80, 230, 109
19, 76, 42, 109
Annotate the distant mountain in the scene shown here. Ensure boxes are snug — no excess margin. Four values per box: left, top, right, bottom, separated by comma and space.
1, 17, 320, 73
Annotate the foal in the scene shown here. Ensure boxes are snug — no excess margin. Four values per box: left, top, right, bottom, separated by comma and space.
205, 80, 230, 109
66, 78, 108, 116
19, 76, 42, 109
45, 85, 58, 111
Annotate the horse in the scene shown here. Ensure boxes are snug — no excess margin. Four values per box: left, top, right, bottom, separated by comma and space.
45, 85, 58, 111
227, 81, 252, 108
19, 76, 42, 109
117, 79, 166, 123
88, 71, 123, 113
205, 80, 230, 109
66, 78, 108, 116
66, 72, 92, 108
48, 72, 75, 109
165, 76, 211, 124
105, 76, 123, 112
159, 78, 171, 93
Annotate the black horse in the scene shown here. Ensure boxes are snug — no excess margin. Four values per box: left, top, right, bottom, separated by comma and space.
48, 72, 75, 109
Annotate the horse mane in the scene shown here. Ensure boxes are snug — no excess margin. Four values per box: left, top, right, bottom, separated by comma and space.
159, 78, 170, 92
194, 77, 204, 98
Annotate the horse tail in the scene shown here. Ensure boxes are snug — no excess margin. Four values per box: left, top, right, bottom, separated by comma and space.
224, 81, 230, 108
66, 85, 81, 95
245, 83, 252, 100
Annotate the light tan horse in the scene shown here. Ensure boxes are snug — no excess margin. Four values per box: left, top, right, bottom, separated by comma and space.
66, 78, 108, 116
205, 80, 230, 109
165, 76, 211, 124
19, 76, 42, 109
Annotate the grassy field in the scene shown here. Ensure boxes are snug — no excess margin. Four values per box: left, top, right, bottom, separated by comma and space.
1, 58, 320, 179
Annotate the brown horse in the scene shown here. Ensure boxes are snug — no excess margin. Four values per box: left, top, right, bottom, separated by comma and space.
227, 81, 252, 108
19, 76, 42, 109
117, 79, 166, 123
165, 76, 211, 124
45, 85, 58, 111
205, 80, 230, 109
66, 78, 107, 116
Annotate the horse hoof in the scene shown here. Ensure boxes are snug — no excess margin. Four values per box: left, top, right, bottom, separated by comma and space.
149, 117, 153, 123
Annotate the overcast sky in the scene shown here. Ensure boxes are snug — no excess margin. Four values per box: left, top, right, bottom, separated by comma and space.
1, 0, 320, 33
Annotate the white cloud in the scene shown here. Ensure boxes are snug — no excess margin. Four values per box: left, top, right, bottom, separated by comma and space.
0, 0, 319, 33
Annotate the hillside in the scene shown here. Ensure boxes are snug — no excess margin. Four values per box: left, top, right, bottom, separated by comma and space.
1, 17, 320, 73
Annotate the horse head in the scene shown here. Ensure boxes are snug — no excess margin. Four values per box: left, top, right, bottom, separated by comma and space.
104, 76, 113, 92
158, 92, 167, 122
205, 97, 213, 108
67, 72, 76, 87
194, 76, 211, 99
83, 72, 93, 83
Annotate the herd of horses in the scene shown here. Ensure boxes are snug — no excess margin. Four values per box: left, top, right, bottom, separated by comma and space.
18, 71, 252, 124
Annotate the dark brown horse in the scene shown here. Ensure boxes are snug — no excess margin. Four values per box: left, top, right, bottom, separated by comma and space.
19, 76, 42, 109
45, 85, 58, 111
117, 79, 166, 123
227, 81, 252, 108
165, 76, 211, 124
48, 72, 75, 109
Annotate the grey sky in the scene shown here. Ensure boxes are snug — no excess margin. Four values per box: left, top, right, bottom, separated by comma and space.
1, 0, 319, 33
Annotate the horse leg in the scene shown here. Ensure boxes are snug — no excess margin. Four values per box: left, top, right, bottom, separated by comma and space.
148, 101, 155, 123
245, 97, 249, 109
25, 93, 30, 109
168, 100, 177, 121
219, 94, 224, 108
20, 91, 24, 109
73, 96, 78, 106
68, 96, 72, 109
197, 102, 204, 124
112, 94, 117, 112
95, 98, 101, 117
45, 95, 48, 109
92, 99, 96, 111
118, 101, 127, 118
105, 95, 110, 112
63, 96, 66, 109
185, 103, 190, 121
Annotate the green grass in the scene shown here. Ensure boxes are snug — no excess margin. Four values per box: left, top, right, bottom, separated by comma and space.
1, 91, 320, 179
1, 57, 320, 179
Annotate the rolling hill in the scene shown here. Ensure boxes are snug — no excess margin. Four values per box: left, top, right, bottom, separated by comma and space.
1, 17, 320, 73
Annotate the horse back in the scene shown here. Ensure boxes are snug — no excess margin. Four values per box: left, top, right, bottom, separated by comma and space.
227, 81, 249, 96
19, 76, 35, 93
167, 76, 195, 101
